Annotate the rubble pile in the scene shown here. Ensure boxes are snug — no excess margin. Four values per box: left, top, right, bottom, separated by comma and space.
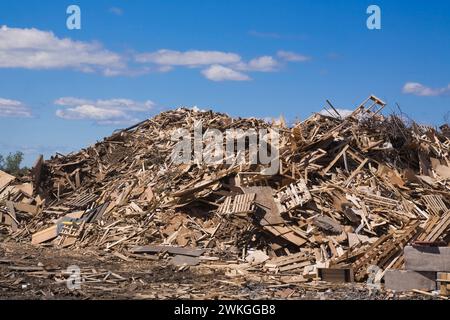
1, 95, 449, 285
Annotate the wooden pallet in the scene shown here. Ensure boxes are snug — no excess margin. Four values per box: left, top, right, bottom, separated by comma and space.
421, 210, 450, 242
57, 221, 86, 247
423, 195, 448, 216
392, 213, 448, 268
217, 193, 256, 215
59, 221, 85, 238
265, 252, 310, 273
349, 95, 386, 119
352, 222, 419, 281
275, 179, 311, 213
236, 172, 270, 187
65, 192, 98, 208
356, 191, 400, 209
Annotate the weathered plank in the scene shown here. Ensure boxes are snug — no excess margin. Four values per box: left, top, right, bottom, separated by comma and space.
129, 245, 205, 257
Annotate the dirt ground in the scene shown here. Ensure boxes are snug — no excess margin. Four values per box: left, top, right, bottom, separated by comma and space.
0, 242, 430, 300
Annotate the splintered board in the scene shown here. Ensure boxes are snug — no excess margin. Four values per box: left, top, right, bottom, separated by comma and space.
0, 170, 15, 190
217, 193, 256, 215
274, 179, 311, 213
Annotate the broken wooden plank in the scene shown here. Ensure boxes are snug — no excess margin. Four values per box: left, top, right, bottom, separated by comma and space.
241, 186, 284, 226
32, 225, 59, 245
170, 255, 200, 267
322, 145, 350, 175
0, 170, 15, 191
344, 158, 368, 186
13, 202, 39, 215
129, 245, 206, 257
263, 225, 308, 246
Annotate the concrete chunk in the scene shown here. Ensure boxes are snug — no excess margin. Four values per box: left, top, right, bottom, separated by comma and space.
404, 246, 450, 272
384, 270, 436, 292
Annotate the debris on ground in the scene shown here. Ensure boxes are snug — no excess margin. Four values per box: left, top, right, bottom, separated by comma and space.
1, 95, 449, 299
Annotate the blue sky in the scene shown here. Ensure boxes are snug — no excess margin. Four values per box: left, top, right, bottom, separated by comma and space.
0, 0, 449, 166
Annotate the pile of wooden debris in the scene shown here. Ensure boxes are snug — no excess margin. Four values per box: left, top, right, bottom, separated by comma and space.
1, 95, 449, 285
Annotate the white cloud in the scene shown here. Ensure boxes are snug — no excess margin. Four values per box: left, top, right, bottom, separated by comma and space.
319, 108, 354, 118
135, 49, 307, 80
135, 49, 241, 67
137, 50, 280, 72
55, 97, 155, 125
238, 56, 279, 72
277, 50, 311, 62
0, 25, 128, 75
402, 82, 450, 97
201, 65, 250, 82
250, 56, 279, 71
55, 97, 154, 112
0, 98, 32, 118
56, 105, 126, 121
0, 25, 305, 81
156, 65, 174, 73
109, 7, 123, 16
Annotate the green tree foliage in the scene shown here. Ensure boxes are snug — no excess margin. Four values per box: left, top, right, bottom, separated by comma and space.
0, 151, 28, 176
